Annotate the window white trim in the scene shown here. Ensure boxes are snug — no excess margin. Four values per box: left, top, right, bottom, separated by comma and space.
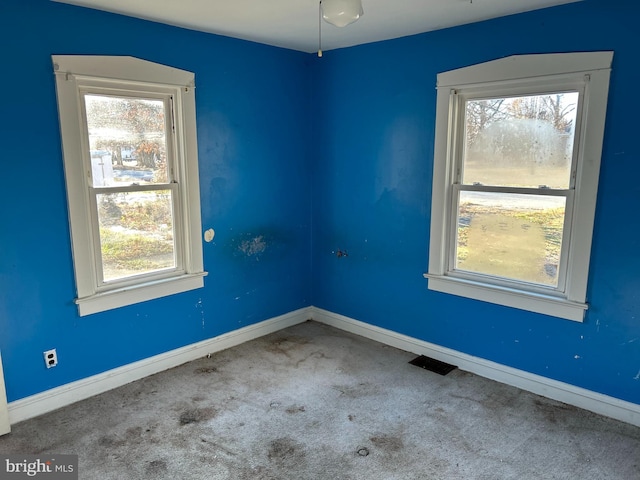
53, 56, 206, 316
426, 52, 613, 322
75, 273, 207, 317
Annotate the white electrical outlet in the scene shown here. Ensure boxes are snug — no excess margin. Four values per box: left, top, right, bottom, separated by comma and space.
44, 349, 58, 368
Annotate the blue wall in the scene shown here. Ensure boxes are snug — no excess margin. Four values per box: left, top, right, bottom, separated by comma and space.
0, 0, 312, 401
1, 0, 638, 408
312, 0, 640, 405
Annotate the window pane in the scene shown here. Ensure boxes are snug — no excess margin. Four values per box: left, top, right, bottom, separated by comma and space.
463, 93, 578, 189
84, 95, 168, 187
455, 191, 566, 287
97, 190, 175, 282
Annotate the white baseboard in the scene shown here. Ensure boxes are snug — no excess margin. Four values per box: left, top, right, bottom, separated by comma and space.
8, 307, 312, 425
8, 305, 639, 428
310, 307, 640, 427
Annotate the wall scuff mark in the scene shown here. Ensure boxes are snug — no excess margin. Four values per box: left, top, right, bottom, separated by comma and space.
195, 298, 205, 329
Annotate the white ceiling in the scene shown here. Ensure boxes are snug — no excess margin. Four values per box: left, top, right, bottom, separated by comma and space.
53, 0, 580, 54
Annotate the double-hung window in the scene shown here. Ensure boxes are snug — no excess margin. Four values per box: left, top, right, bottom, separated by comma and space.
426, 52, 613, 321
53, 56, 206, 316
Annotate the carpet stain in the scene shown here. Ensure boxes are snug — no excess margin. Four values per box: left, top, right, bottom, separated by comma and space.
194, 366, 218, 374
267, 437, 305, 464
357, 447, 370, 457
370, 434, 404, 452
97, 435, 124, 448
481, 391, 523, 410
126, 426, 143, 438
285, 405, 306, 414
533, 398, 572, 424
332, 382, 378, 398
295, 350, 329, 367
145, 459, 168, 474
266, 336, 310, 358
97, 426, 149, 448
179, 407, 217, 425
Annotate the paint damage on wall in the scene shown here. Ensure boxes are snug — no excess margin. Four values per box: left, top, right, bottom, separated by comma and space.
239, 236, 267, 257
226, 227, 291, 262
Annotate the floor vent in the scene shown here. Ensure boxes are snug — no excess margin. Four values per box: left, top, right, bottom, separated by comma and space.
409, 355, 457, 376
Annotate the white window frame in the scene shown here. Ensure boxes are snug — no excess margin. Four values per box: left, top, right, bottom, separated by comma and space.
425, 52, 613, 322
53, 56, 206, 316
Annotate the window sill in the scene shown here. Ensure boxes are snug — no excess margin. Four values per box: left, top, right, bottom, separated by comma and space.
75, 272, 208, 316
424, 274, 587, 322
